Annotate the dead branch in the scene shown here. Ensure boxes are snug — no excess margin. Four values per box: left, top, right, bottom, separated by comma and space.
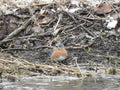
0, 15, 35, 46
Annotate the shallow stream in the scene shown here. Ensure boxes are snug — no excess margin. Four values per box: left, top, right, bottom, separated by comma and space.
0, 75, 120, 90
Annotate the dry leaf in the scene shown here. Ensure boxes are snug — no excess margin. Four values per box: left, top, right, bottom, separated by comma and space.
93, 2, 112, 14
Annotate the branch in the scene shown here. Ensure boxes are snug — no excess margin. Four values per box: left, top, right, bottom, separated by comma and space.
0, 15, 35, 46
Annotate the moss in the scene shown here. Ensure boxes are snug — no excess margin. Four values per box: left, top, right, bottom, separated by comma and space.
106, 67, 117, 75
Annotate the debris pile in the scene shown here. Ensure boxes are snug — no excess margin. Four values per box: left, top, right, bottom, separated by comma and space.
0, 0, 120, 77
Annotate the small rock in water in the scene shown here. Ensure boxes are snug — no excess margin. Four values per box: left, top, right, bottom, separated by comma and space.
6, 75, 16, 82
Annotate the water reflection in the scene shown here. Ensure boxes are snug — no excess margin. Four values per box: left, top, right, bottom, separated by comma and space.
0, 75, 120, 90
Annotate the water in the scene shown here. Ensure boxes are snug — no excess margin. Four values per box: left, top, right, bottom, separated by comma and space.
0, 75, 120, 90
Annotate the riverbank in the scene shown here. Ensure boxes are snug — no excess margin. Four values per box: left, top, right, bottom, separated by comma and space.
0, 0, 120, 80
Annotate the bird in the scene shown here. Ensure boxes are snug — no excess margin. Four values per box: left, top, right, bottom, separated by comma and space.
50, 42, 68, 64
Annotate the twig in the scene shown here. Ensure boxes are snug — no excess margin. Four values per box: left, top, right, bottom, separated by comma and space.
52, 14, 63, 36
0, 15, 35, 46
80, 25, 96, 37
74, 57, 85, 77
106, 1, 120, 17
1, 45, 53, 51
67, 12, 78, 23
89, 53, 120, 60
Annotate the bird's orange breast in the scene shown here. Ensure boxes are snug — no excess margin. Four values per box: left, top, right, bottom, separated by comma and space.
51, 47, 68, 61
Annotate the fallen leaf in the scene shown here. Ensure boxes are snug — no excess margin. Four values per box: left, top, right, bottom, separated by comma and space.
93, 2, 112, 14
